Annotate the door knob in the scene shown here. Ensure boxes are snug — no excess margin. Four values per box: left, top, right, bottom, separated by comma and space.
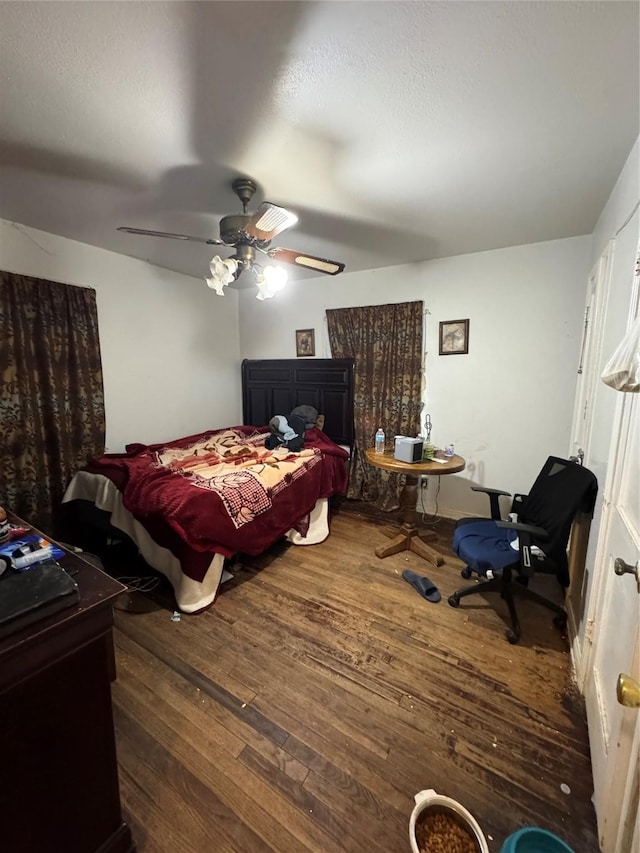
616, 674, 640, 708
614, 557, 639, 581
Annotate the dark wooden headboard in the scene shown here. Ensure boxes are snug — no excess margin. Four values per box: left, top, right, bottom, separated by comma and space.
241, 358, 355, 447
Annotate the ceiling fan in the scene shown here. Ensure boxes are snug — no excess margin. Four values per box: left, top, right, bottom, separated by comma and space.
118, 178, 345, 298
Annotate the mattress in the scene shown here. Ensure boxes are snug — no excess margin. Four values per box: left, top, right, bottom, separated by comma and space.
63, 472, 332, 613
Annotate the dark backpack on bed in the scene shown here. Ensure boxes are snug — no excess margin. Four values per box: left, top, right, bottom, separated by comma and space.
264, 414, 306, 452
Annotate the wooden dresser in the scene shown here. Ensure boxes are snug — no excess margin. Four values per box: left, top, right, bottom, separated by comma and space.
0, 516, 135, 853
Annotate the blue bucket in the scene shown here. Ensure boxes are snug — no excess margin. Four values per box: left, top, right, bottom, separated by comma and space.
500, 827, 575, 853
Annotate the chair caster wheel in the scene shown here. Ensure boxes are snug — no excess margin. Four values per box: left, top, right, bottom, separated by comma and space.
461, 567, 473, 579
506, 628, 520, 644
448, 595, 460, 608
553, 613, 568, 630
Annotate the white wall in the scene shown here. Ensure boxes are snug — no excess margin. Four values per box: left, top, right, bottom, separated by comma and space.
0, 219, 242, 452
239, 236, 591, 517
590, 137, 639, 269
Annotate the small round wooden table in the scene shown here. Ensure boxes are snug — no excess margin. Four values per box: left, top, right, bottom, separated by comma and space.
365, 447, 466, 567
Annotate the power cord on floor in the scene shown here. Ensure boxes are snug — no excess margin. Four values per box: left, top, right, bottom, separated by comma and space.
113, 575, 163, 611
115, 575, 162, 593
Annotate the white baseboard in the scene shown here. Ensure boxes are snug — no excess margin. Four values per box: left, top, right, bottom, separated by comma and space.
418, 506, 478, 522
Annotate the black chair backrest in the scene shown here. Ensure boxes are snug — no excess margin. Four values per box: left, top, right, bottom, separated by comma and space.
518, 456, 598, 583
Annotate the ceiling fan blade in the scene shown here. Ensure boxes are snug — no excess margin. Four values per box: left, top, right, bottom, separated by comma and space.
117, 226, 223, 245
244, 203, 298, 241
267, 247, 345, 276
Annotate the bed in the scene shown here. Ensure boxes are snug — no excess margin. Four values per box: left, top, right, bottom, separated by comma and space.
62, 358, 354, 613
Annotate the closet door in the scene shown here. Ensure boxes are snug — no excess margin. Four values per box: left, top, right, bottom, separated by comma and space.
569, 241, 612, 460
582, 225, 639, 852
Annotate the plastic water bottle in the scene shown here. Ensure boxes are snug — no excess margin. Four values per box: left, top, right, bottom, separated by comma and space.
13, 545, 54, 569
375, 428, 385, 455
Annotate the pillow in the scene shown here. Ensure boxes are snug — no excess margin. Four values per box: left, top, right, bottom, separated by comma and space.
290, 404, 319, 430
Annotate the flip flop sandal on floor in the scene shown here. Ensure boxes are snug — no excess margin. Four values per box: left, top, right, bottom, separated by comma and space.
402, 569, 441, 603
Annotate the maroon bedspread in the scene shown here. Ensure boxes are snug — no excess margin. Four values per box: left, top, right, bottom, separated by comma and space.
83, 426, 348, 581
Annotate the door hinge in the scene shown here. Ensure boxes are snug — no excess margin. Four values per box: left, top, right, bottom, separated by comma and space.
585, 618, 595, 643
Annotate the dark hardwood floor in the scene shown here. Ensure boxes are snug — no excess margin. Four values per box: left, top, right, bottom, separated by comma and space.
106, 504, 600, 852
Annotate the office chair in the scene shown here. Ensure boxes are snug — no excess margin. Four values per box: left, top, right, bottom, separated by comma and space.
448, 456, 598, 644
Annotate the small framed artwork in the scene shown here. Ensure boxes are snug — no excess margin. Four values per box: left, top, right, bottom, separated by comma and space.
439, 319, 469, 355
296, 328, 315, 357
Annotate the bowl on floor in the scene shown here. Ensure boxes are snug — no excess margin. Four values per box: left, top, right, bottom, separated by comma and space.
410, 789, 489, 853
499, 826, 575, 853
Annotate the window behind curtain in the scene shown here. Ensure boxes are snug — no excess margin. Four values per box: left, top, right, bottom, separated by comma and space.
326, 301, 423, 510
0, 272, 105, 533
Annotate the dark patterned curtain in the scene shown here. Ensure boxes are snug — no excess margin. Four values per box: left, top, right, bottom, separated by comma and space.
326, 301, 423, 510
0, 272, 105, 533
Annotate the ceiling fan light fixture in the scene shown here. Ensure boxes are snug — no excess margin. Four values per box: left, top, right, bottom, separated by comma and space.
205, 255, 238, 295
205, 275, 226, 296
263, 264, 287, 290
254, 264, 287, 300
209, 255, 237, 280
222, 257, 238, 277
255, 274, 274, 300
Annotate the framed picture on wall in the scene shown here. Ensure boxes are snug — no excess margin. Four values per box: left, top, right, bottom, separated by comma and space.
296, 328, 315, 357
439, 319, 469, 355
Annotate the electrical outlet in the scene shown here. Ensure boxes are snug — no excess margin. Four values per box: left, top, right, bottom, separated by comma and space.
420, 477, 428, 489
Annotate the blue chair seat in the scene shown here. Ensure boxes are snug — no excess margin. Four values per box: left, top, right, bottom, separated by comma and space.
452, 520, 518, 576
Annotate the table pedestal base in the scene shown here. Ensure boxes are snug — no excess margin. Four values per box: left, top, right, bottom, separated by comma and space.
375, 524, 444, 566
365, 451, 465, 571
373, 472, 445, 568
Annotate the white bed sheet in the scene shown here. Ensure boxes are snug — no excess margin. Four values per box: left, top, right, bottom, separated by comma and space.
62, 471, 329, 613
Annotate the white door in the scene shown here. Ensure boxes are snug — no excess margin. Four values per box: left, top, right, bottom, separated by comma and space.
570, 242, 612, 459
566, 243, 614, 647
584, 234, 640, 852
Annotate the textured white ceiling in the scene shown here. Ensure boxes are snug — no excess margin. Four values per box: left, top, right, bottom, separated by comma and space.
0, 1, 638, 285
